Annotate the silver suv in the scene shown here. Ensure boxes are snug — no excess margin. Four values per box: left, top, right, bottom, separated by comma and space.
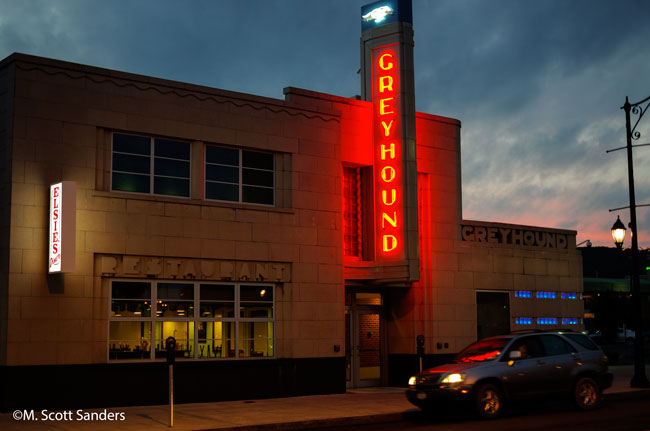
406, 331, 613, 419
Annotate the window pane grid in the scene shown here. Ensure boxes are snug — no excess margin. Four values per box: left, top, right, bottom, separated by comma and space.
205, 145, 274, 206
113, 151, 151, 157
111, 133, 190, 198
112, 170, 150, 176
205, 181, 239, 186
110, 280, 274, 361
154, 173, 191, 181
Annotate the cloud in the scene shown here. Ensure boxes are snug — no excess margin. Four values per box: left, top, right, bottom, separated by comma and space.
1, 0, 649, 247
410, 0, 650, 247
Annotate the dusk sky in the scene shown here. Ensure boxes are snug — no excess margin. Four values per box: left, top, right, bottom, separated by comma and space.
2, 0, 649, 247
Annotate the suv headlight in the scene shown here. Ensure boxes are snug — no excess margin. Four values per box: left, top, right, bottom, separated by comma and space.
408, 376, 417, 386
441, 373, 466, 384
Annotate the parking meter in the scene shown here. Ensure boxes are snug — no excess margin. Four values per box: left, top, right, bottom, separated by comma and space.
165, 336, 176, 427
416, 334, 425, 356
165, 336, 176, 365
416, 334, 425, 372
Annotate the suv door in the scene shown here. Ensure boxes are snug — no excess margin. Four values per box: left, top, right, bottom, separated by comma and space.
502, 335, 548, 397
536, 334, 579, 394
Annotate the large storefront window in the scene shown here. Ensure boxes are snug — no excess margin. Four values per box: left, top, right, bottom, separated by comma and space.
109, 280, 274, 361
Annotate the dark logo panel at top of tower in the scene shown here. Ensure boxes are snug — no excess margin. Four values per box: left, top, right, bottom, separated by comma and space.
361, 0, 412, 31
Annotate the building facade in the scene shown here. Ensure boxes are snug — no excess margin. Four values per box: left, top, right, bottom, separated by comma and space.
0, 1, 583, 410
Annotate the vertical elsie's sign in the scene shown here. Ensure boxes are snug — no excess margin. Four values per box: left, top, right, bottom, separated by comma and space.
373, 44, 404, 259
49, 181, 76, 273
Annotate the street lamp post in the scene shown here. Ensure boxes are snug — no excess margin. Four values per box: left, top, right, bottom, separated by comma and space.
620, 95, 650, 387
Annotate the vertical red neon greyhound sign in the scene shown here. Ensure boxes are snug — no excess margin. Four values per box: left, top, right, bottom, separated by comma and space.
373, 44, 403, 259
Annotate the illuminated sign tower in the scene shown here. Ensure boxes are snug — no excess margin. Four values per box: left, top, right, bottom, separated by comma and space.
361, 0, 419, 280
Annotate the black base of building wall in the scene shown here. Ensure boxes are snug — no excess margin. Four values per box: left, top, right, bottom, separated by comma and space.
0, 357, 346, 412
388, 354, 455, 387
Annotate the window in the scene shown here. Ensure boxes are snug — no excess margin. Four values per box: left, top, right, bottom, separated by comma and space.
109, 280, 274, 361
539, 335, 576, 356
343, 166, 363, 258
564, 333, 600, 351
205, 146, 274, 205
508, 336, 545, 359
112, 133, 190, 197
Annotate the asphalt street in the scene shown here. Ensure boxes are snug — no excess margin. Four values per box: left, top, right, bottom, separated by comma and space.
306, 398, 650, 431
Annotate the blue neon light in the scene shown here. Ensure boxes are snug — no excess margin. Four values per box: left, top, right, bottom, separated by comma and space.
562, 318, 578, 325
536, 292, 557, 299
515, 291, 532, 298
537, 318, 558, 325
561, 293, 577, 300
515, 317, 533, 325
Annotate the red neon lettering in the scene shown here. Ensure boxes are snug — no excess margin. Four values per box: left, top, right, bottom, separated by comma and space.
382, 189, 396, 206
53, 187, 60, 198
380, 143, 395, 160
379, 53, 394, 71
381, 120, 394, 137
382, 235, 397, 252
379, 98, 394, 115
53, 209, 59, 220
380, 166, 396, 183
379, 75, 393, 93
374, 47, 402, 257
382, 212, 397, 228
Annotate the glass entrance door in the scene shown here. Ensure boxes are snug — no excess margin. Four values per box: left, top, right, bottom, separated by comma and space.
346, 291, 383, 388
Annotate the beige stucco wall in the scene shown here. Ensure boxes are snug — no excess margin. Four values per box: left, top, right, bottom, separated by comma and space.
4, 54, 346, 366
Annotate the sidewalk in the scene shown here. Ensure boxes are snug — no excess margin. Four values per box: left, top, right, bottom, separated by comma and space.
2, 365, 649, 431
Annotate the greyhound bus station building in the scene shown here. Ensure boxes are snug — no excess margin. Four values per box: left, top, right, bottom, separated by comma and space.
0, 1, 583, 410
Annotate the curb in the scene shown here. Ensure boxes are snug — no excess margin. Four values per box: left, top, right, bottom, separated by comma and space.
196, 412, 405, 431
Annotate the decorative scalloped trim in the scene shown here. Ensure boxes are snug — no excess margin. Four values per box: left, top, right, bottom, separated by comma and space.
16, 63, 340, 123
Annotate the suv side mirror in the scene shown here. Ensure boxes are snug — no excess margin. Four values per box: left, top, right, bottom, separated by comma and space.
509, 350, 522, 360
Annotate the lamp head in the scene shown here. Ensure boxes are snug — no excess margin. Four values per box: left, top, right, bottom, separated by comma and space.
611, 216, 626, 249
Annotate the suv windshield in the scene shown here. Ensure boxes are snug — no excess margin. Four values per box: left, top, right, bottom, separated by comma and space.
453, 337, 510, 363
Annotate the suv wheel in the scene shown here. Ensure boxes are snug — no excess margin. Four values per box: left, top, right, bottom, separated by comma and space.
573, 376, 601, 410
474, 383, 503, 419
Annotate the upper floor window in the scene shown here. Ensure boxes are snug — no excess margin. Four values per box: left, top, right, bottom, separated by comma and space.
112, 133, 191, 197
205, 146, 274, 205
